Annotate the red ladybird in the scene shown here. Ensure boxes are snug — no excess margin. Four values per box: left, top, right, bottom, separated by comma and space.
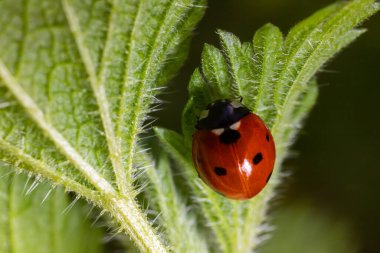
192, 99, 276, 200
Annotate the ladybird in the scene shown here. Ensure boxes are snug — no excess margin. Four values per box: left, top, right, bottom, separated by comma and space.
192, 99, 276, 200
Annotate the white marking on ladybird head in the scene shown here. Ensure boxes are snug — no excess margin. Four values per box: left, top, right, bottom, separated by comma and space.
242, 159, 252, 176
211, 128, 224, 136
199, 109, 209, 120
229, 120, 241, 130
230, 101, 243, 108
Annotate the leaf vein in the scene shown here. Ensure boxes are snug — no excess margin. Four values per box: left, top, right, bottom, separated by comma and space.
14, 0, 29, 75
61, 0, 128, 195
0, 61, 114, 196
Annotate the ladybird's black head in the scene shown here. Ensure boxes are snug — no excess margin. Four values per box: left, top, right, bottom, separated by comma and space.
196, 99, 250, 130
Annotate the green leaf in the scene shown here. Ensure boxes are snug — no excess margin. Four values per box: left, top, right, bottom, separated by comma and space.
271, 1, 377, 161
201, 44, 235, 100
140, 151, 209, 253
252, 24, 283, 126
0, 0, 206, 252
157, 0, 380, 252
217, 30, 256, 106
0, 165, 103, 253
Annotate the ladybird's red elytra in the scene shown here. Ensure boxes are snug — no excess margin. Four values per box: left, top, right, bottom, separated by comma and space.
192, 99, 276, 200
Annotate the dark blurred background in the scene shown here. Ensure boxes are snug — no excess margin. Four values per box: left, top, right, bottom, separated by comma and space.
155, 0, 380, 252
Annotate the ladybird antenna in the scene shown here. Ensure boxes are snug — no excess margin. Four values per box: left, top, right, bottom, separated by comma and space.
199, 65, 219, 101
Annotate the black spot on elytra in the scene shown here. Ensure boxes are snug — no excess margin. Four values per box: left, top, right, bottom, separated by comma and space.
214, 167, 227, 176
219, 129, 240, 144
253, 152, 263, 165
266, 171, 272, 183
266, 133, 270, 142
